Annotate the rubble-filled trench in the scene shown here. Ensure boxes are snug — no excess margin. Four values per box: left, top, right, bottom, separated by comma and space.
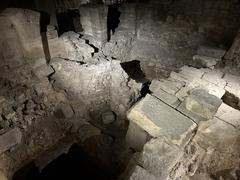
1, 0, 240, 180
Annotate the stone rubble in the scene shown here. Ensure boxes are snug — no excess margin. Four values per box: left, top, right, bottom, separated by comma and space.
125, 64, 240, 180
0, 6, 239, 180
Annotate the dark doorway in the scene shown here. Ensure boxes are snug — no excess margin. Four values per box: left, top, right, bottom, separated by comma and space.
107, 5, 121, 41
121, 60, 147, 83
56, 10, 82, 35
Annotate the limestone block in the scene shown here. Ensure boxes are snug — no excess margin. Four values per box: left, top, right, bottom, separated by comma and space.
126, 121, 149, 151
178, 89, 222, 122
0, 128, 22, 154
170, 71, 198, 84
128, 165, 158, 180
151, 88, 181, 108
101, 111, 116, 124
33, 64, 54, 79
175, 84, 195, 101
179, 66, 205, 79
193, 55, 218, 68
79, 5, 107, 40
202, 70, 226, 88
150, 78, 185, 95
138, 137, 183, 179
197, 45, 226, 58
127, 94, 197, 146
215, 103, 240, 129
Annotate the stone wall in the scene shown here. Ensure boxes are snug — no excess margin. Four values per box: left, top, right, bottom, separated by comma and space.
0, 9, 45, 68
103, 0, 240, 78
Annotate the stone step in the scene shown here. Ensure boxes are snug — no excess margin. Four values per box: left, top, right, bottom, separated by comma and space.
127, 94, 197, 147
197, 45, 226, 59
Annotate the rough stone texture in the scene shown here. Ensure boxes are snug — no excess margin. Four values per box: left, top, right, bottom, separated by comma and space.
197, 45, 226, 59
193, 55, 218, 68
101, 111, 116, 124
33, 64, 54, 79
126, 121, 149, 151
170, 66, 226, 99
127, 94, 197, 147
128, 165, 158, 180
150, 79, 185, 95
138, 137, 183, 179
223, 73, 240, 99
58, 103, 74, 119
79, 4, 108, 47
202, 70, 226, 88
0, 9, 45, 65
224, 29, 240, 69
215, 103, 240, 129
76, 121, 101, 143
51, 59, 141, 118
151, 88, 181, 108
61, 32, 95, 62
0, 128, 22, 155
192, 118, 240, 177
182, 89, 222, 120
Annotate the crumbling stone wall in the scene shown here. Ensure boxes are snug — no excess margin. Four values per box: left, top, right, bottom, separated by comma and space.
224, 30, 240, 69
103, 0, 240, 78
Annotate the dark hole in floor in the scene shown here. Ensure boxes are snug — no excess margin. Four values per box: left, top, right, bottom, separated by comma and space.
221, 91, 240, 110
140, 82, 151, 98
121, 60, 147, 83
12, 143, 117, 180
107, 4, 121, 41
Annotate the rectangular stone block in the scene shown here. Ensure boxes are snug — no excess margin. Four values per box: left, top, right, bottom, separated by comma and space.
197, 45, 226, 58
179, 66, 205, 78
215, 103, 240, 129
151, 88, 181, 108
150, 78, 185, 95
178, 89, 222, 123
0, 128, 22, 154
127, 94, 197, 147
202, 70, 226, 88
193, 55, 218, 68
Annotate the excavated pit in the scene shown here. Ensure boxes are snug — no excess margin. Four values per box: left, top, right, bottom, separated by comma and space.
1, 1, 240, 180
